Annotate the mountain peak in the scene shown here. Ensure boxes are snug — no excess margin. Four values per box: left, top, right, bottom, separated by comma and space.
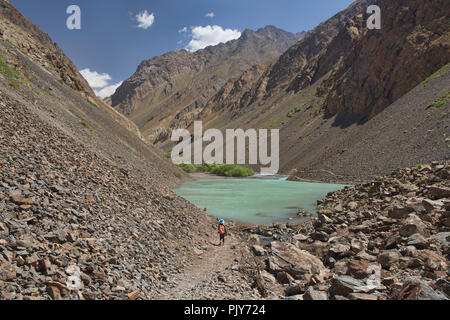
111, 24, 304, 134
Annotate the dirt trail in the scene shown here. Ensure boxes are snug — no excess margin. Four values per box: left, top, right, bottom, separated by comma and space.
156, 230, 258, 300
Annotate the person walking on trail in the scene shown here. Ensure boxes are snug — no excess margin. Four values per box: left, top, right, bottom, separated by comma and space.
218, 219, 227, 246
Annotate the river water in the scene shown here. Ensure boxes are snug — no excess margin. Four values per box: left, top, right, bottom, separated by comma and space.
175, 177, 349, 225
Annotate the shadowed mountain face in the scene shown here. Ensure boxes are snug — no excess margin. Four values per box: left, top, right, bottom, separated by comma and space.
197, 0, 375, 122
198, 0, 449, 126
110, 26, 306, 144
321, 0, 450, 121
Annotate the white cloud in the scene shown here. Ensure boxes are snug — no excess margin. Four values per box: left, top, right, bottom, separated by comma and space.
205, 12, 215, 18
185, 25, 241, 52
178, 26, 188, 33
80, 68, 122, 99
80, 68, 112, 88
95, 81, 123, 99
136, 10, 155, 29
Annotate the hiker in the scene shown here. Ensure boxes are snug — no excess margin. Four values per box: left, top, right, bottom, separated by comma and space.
218, 219, 227, 246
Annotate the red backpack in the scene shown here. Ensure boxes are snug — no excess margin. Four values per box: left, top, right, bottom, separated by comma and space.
219, 225, 226, 235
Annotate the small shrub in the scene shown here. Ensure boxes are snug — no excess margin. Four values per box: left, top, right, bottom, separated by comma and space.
178, 163, 254, 177
427, 100, 445, 109
426, 91, 450, 110
173, 172, 182, 178
422, 63, 450, 84
79, 120, 91, 130
8, 79, 21, 89
178, 163, 198, 173
86, 99, 98, 108
0, 60, 21, 79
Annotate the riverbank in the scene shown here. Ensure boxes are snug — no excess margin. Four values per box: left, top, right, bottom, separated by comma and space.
237, 161, 449, 300
162, 161, 449, 300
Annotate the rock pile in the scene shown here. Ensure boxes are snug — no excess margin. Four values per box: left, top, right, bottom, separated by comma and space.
0, 93, 212, 300
248, 162, 449, 300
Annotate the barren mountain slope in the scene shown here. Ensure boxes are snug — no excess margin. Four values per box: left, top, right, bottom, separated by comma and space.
0, 1, 142, 138
110, 26, 305, 144
0, 2, 245, 300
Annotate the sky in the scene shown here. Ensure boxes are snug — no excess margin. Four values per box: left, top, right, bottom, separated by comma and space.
11, 0, 354, 98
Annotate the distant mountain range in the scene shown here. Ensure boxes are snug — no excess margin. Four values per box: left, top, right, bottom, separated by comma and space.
110, 0, 449, 181
109, 26, 306, 144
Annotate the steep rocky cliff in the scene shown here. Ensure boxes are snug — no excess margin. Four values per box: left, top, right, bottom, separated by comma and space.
0, 1, 93, 99
322, 0, 450, 119
199, 0, 449, 125
0, 1, 142, 138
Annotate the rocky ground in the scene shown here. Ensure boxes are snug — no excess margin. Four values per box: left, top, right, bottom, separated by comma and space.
0, 91, 253, 300
243, 161, 450, 300
157, 227, 260, 300
0, 17, 260, 300
1, 81, 449, 300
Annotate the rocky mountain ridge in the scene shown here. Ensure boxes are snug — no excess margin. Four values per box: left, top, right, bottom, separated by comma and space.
110, 25, 305, 144
178, 0, 449, 181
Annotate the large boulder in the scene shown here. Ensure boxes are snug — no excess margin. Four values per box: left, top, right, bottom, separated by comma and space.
429, 185, 450, 200
329, 276, 376, 297
252, 245, 266, 257
397, 279, 448, 300
260, 270, 277, 285
422, 199, 444, 213
406, 233, 429, 250
267, 241, 329, 280
430, 232, 450, 254
414, 250, 447, 271
347, 259, 380, 280
399, 214, 429, 237
303, 287, 328, 300
388, 206, 414, 219
377, 250, 400, 269
328, 243, 352, 259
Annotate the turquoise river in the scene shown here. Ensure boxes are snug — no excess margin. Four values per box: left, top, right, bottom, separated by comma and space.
175, 176, 349, 225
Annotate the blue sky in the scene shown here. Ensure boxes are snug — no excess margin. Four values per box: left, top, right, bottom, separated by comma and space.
11, 0, 354, 98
